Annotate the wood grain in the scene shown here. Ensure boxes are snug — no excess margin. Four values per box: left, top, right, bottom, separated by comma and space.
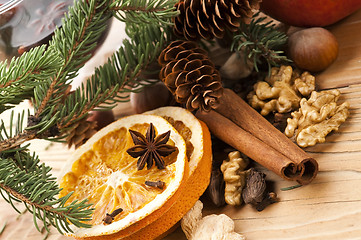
2, 9, 361, 240
167, 9, 361, 240
317, 10, 361, 89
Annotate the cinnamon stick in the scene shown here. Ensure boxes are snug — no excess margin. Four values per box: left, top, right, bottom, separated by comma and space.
205, 88, 318, 184
196, 110, 299, 178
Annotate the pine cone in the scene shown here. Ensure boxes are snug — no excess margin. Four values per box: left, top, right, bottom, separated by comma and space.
174, 0, 261, 40
66, 118, 97, 148
158, 40, 223, 112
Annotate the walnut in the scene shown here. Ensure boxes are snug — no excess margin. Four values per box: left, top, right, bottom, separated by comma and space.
181, 200, 245, 240
220, 151, 249, 205
285, 89, 350, 147
247, 65, 315, 116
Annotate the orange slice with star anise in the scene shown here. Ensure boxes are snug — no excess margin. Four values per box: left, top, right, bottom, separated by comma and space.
121, 106, 212, 240
58, 114, 188, 239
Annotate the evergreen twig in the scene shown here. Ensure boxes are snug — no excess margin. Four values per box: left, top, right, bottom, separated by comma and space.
0, 0, 114, 150
111, 0, 178, 25
231, 12, 291, 74
0, 0, 177, 235
0, 152, 93, 233
55, 21, 172, 139
0, 46, 61, 113
33, 0, 113, 126
0, 110, 35, 152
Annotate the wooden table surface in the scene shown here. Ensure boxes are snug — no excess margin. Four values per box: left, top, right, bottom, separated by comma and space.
2, 9, 361, 240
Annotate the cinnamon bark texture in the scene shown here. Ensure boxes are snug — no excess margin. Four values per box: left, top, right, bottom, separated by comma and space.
197, 88, 318, 185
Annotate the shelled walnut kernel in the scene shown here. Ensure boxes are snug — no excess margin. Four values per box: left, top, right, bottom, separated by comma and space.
220, 151, 249, 205
285, 89, 350, 147
247, 65, 315, 115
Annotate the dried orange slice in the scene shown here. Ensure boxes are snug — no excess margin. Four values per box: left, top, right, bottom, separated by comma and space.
58, 114, 188, 239
121, 106, 212, 240
145, 106, 211, 192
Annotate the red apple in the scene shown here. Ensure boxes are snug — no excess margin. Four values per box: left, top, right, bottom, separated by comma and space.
260, 0, 361, 27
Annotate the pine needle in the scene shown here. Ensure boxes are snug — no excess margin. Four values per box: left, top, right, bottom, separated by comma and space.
16, 209, 28, 220
231, 12, 291, 74
0, 221, 7, 235
280, 184, 302, 191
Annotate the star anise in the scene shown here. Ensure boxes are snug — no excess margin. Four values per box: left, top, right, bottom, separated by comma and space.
126, 123, 177, 170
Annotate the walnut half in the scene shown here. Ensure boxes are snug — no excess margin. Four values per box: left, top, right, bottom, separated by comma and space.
285, 89, 350, 147
220, 151, 249, 205
247, 65, 315, 116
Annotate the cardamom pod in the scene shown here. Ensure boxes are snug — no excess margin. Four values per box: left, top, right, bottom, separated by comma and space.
242, 168, 278, 211
242, 168, 267, 206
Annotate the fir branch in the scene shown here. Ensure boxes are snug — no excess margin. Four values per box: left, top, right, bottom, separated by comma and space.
56, 22, 172, 135
231, 12, 291, 73
0, 131, 36, 152
33, 0, 113, 117
0, 0, 175, 235
51, 0, 113, 76
0, 110, 36, 152
0, 152, 93, 234
2, 0, 114, 146
111, 0, 178, 25
0, 46, 61, 113
0, 0, 172, 147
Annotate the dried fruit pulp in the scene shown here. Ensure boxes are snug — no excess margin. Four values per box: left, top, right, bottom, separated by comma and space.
120, 120, 212, 240
58, 114, 187, 239
162, 116, 194, 161
115, 107, 212, 240
60, 123, 178, 224
59, 107, 212, 240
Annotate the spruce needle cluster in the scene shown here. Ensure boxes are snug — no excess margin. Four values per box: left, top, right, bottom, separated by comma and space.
231, 12, 291, 74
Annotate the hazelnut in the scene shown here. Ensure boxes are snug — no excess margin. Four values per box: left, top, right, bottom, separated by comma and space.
87, 110, 115, 131
130, 81, 173, 113
287, 27, 339, 72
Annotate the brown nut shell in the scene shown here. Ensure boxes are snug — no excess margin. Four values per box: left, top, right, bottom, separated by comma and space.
130, 82, 173, 114
288, 27, 339, 72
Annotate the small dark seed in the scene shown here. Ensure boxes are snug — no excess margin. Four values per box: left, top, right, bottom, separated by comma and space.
102, 213, 113, 225
109, 207, 123, 217
145, 180, 165, 189
102, 207, 123, 225
255, 192, 278, 211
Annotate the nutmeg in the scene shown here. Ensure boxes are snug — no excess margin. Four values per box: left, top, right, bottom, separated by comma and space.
87, 110, 115, 131
287, 27, 339, 72
130, 81, 173, 114
219, 51, 253, 82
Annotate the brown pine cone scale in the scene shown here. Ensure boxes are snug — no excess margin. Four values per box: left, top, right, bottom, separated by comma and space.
174, 0, 261, 41
159, 40, 223, 112
66, 118, 97, 149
